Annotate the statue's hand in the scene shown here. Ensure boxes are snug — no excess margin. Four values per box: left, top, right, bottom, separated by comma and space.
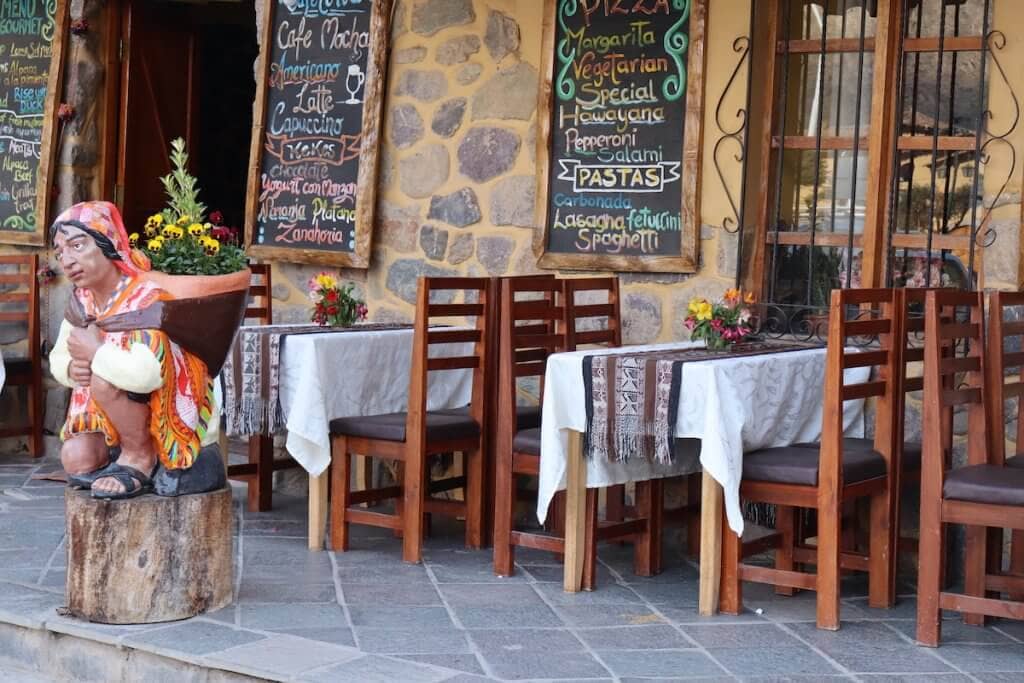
68, 359, 92, 387
68, 324, 104, 363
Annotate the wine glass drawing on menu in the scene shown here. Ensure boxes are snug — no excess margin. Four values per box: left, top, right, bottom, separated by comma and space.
345, 64, 365, 105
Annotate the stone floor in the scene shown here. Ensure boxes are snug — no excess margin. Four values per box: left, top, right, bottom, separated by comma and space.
1, 452, 1024, 682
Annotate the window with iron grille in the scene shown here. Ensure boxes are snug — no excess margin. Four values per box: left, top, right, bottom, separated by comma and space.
742, 0, 1012, 322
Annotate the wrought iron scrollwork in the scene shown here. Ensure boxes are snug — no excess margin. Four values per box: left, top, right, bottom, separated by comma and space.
973, 30, 1019, 250
713, 36, 751, 235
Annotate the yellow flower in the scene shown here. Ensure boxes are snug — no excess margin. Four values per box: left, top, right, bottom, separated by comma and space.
188, 223, 205, 237
128, 233, 139, 247
147, 214, 164, 227
147, 238, 164, 251
176, 215, 191, 227
688, 298, 708, 315
201, 236, 220, 255
162, 225, 184, 239
315, 272, 337, 290
695, 302, 714, 321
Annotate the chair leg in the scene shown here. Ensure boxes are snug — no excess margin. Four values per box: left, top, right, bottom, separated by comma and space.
358, 455, 374, 507
582, 488, 599, 591
393, 462, 405, 539
550, 492, 566, 561
816, 501, 841, 631
402, 450, 426, 564
29, 376, 43, 458
633, 479, 663, 577
493, 446, 516, 577
916, 494, 944, 646
868, 486, 895, 609
775, 505, 797, 596
329, 437, 351, 552
606, 483, 625, 521
686, 473, 701, 558
1010, 530, 1024, 601
464, 449, 484, 549
719, 522, 743, 615
247, 435, 273, 513
962, 525, 988, 627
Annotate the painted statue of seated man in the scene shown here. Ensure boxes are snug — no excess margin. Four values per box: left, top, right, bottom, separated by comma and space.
49, 201, 225, 500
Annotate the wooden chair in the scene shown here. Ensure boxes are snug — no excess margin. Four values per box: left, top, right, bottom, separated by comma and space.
720, 287, 899, 630
562, 276, 700, 559
329, 277, 490, 563
492, 275, 661, 587
0, 254, 43, 457
559, 276, 663, 576
916, 289, 1024, 646
224, 262, 297, 512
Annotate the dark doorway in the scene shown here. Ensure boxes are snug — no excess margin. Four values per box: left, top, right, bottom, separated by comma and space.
116, 0, 258, 238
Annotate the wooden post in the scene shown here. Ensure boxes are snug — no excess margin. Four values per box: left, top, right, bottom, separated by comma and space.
65, 488, 233, 624
562, 429, 587, 592
698, 471, 723, 616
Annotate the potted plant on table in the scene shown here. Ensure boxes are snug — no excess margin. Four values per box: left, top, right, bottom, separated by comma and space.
684, 288, 757, 351
308, 272, 368, 327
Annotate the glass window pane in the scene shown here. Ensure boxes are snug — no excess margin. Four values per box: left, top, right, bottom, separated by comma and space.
770, 246, 863, 308
776, 149, 869, 234
783, 53, 874, 137
905, 0, 987, 40
783, 0, 878, 41
900, 51, 983, 137
890, 150, 981, 236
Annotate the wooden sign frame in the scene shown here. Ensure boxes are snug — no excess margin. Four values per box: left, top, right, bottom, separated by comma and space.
244, 0, 393, 268
533, 0, 708, 273
0, 0, 69, 247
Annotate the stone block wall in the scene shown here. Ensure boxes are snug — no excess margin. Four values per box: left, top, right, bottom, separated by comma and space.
263, 0, 742, 340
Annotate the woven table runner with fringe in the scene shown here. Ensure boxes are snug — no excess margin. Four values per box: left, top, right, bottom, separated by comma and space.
222, 323, 411, 437
582, 341, 820, 464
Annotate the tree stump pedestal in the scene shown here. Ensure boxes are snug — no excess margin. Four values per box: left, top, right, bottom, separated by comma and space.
65, 487, 233, 624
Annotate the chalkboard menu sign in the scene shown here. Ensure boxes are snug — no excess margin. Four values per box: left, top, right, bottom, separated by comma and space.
534, 0, 706, 272
245, 0, 392, 267
0, 0, 66, 247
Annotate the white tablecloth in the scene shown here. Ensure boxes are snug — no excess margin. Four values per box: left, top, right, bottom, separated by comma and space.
276, 327, 473, 476
538, 342, 869, 535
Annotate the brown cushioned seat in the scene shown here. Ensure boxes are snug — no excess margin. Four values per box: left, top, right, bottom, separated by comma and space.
791, 437, 921, 470
512, 427, 542, 456
942, 463, 1024, 506
329, 411, 479, 443
743, 444, 887, 486
437, 404, 541, 431
3, 357, 31, 380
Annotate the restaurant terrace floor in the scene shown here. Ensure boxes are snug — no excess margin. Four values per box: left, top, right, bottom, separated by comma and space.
1, 450, 1023, 683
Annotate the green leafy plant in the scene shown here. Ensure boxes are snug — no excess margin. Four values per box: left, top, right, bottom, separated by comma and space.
132, 138, 247, 276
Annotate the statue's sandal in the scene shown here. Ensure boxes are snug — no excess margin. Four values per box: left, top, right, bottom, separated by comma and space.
67, 448, 122, 490
90, 463, 159, 501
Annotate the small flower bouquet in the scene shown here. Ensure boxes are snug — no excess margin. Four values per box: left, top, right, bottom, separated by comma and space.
684, 288, 757, 350
308, 272, 368, 327
133, 138, 247, 276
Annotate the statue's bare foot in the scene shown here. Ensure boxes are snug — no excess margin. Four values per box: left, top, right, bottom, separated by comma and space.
91, 451, 158, 499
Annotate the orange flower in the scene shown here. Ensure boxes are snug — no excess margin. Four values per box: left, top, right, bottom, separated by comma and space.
743, 291, 756, 305
724, 288, 740, 303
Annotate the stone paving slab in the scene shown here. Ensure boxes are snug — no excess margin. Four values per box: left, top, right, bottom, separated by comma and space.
1, 452, 1023, 681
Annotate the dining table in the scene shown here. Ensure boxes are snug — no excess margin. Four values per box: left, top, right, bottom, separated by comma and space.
0, 346, 5, 394
221, 323, 473, 549
537, 340, 870, 612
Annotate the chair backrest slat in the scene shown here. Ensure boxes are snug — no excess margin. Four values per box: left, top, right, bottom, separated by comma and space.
407, 276, 491, 447
245, 261, 272, 325
923, 289, 987, 474
497, 275, 564, 452
986, 290, 1024, 462
820, 287, 900, 489
562, 277, 621, 351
